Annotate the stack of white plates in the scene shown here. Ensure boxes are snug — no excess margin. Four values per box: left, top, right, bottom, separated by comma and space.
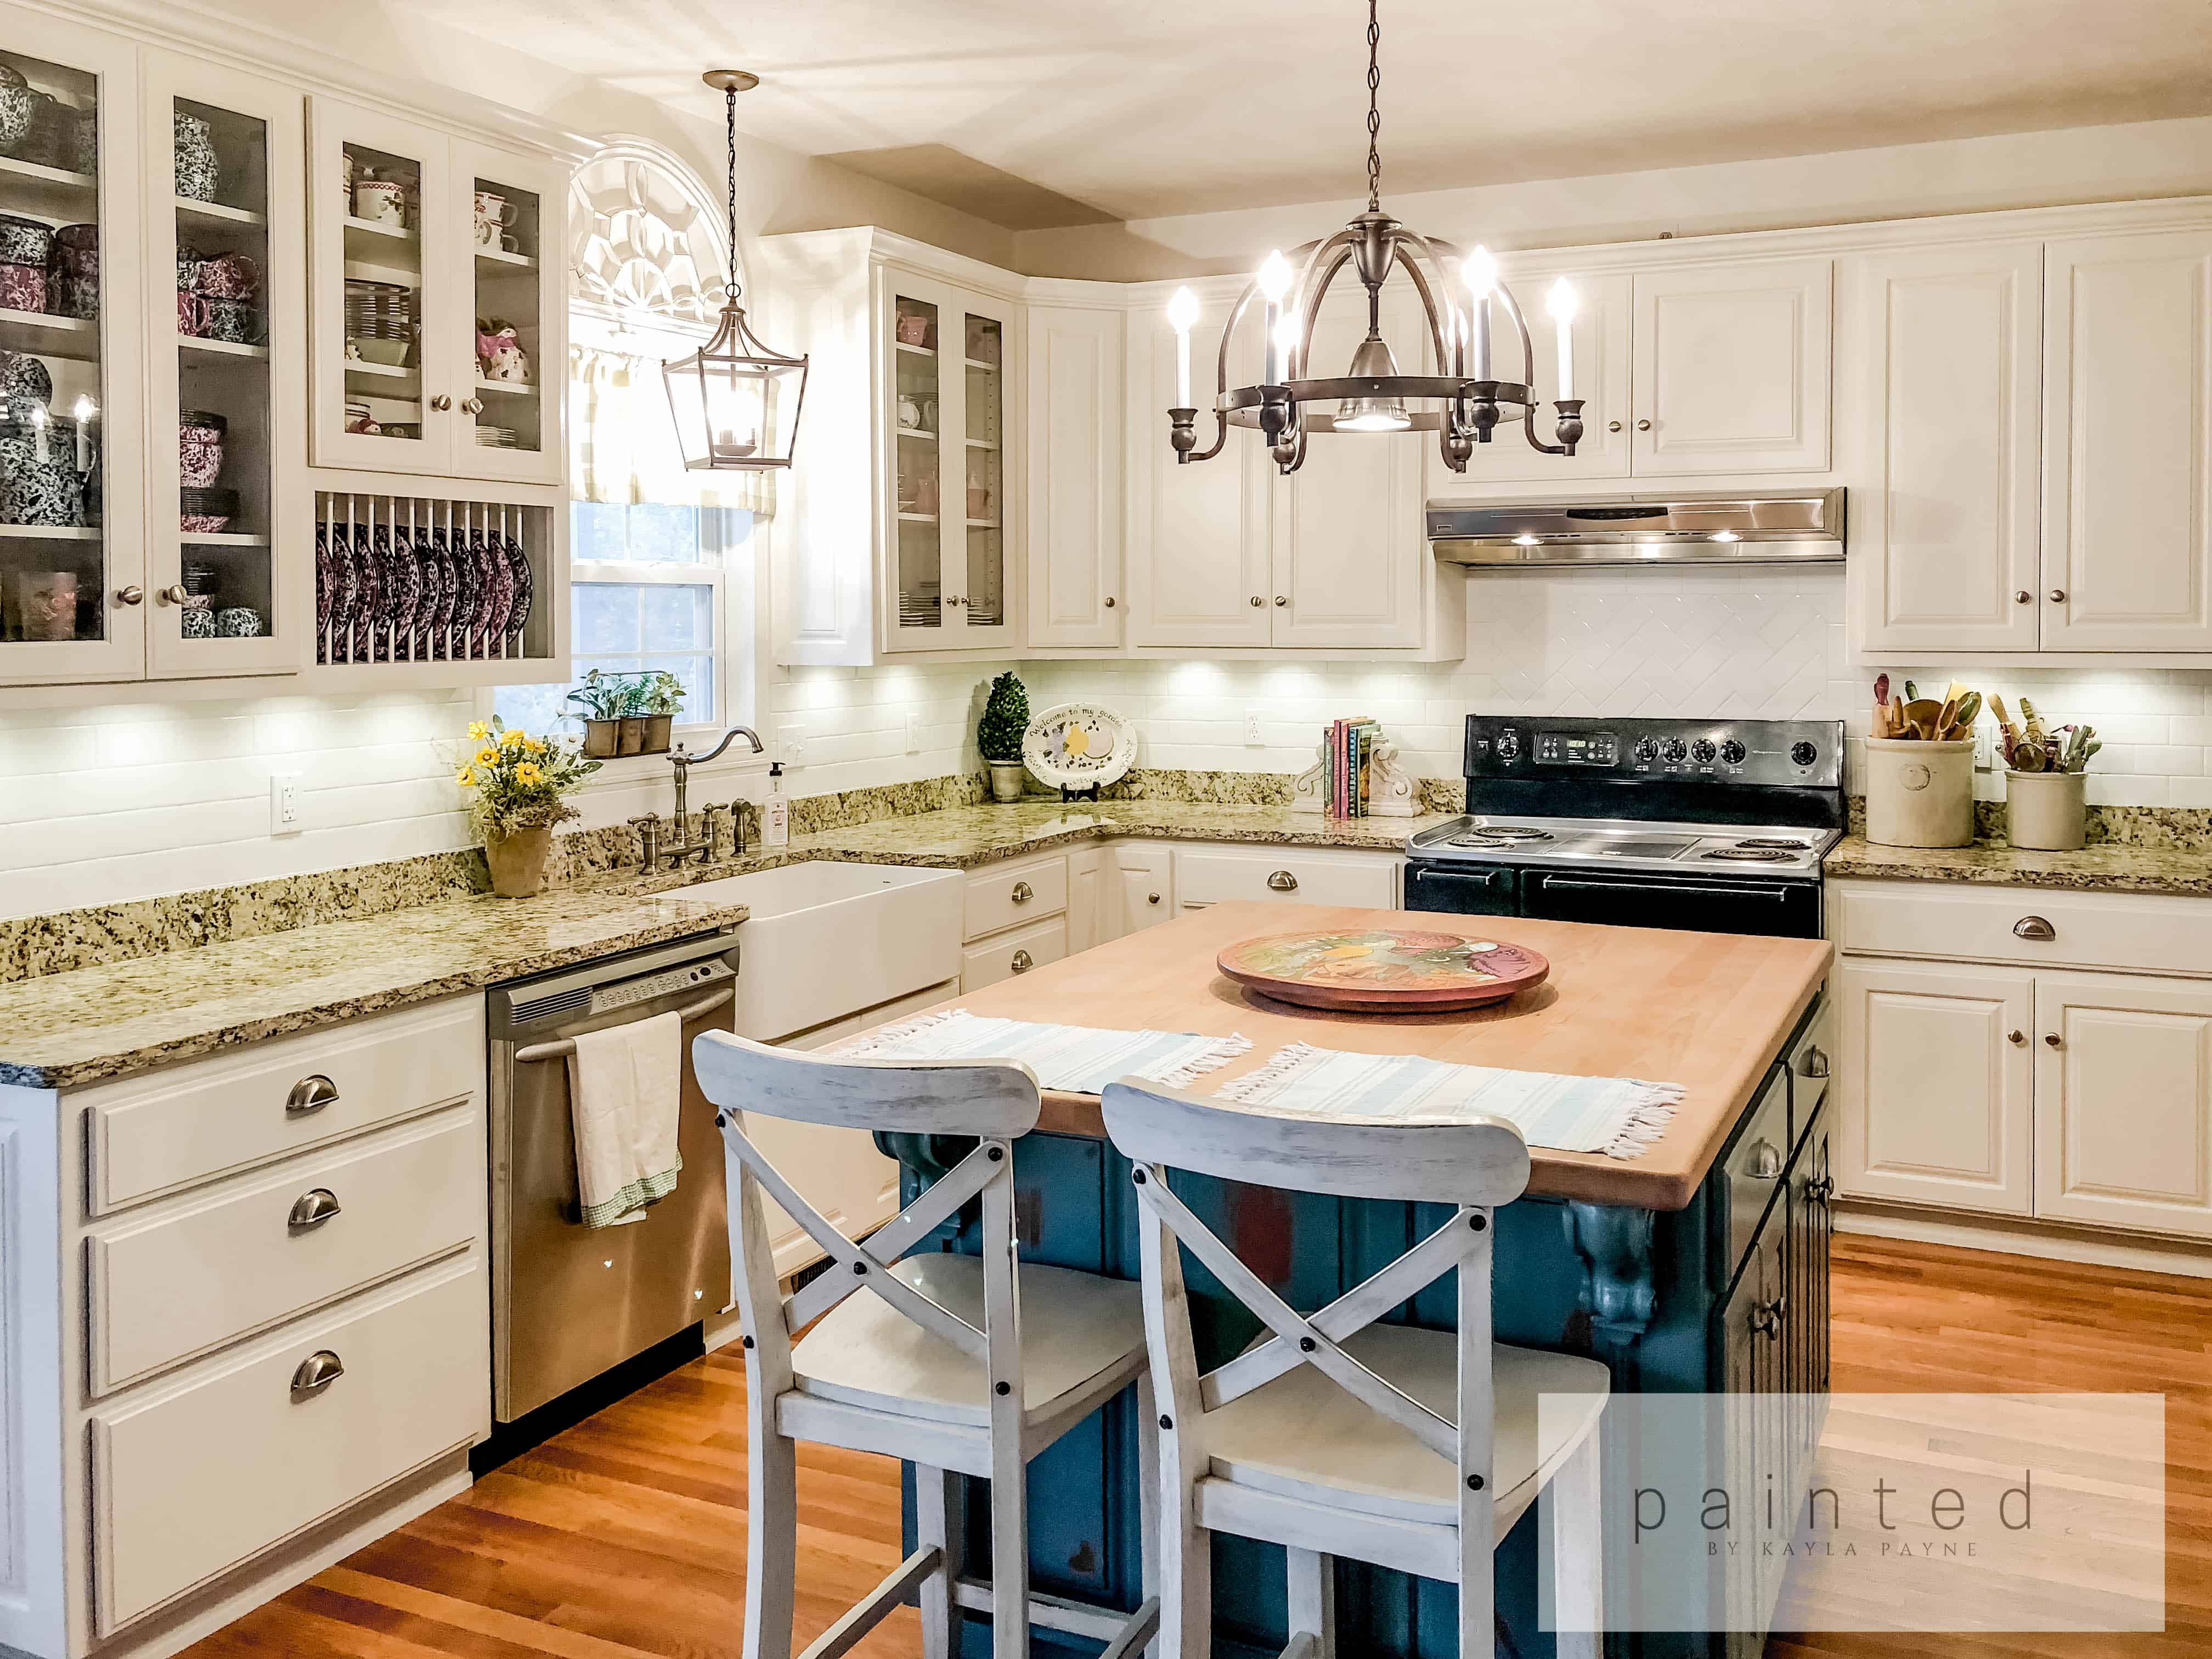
475, 426, 520, 448
897, 580, 941, 627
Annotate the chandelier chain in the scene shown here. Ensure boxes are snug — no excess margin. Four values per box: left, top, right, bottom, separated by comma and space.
724, 84, 742, 303
1364, 0, 1381, 211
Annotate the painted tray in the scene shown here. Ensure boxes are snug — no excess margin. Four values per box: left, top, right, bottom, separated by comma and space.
1217, 928, 1550, 1012
1024, 701, 1136, 789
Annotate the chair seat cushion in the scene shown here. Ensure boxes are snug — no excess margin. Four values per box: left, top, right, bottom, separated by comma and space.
791, 1253, 1147, 1427
1203, 1324, 1611, 1526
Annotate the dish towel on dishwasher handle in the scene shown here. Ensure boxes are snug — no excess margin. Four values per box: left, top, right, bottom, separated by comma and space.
567, 1009, 685, 1227
1217, 1043, 1683, 1160
833, 1008, 1251, 1095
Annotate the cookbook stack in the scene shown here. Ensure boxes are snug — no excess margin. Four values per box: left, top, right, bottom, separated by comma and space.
1322, 716, 1383, 819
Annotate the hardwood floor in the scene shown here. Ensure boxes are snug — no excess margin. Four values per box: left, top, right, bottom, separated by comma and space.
184, 1235, 2211, 1659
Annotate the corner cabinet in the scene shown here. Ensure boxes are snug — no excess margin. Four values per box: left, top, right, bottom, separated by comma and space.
758, 228, 1023, 664
1025, 296, 1124, 649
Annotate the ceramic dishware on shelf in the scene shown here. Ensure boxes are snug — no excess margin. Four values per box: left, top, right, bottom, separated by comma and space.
967, 485, 993, 520
0, 348, 52, 416
199, 297, 262, 345
19, 90, 68, 168
0, 260, 46, 314
10, 568, 77, 641
179, 485, 238, 533
0, 64, 33, 157
179, 410, 225, 487
894, 307, 933, 348
0, 213, 53, 268
173, 108, 218, 201
180, 605, 220, 639
351, 176, 405, 227
215, 606, 262, 639
0, 416, 85, 526
189, 249, 258, 301
175, 289, 213, 337
472, 190, 517, 249
68, 105, 94, 176
48, 222, 95, 319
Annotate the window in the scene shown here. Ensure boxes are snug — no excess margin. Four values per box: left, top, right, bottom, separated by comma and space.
495, 501, 755, 738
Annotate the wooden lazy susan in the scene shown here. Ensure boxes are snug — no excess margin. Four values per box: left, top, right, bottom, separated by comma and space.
1215, 927, 1551, 1012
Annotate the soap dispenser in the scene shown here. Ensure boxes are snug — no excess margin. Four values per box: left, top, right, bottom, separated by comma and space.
762, 760, 789, 848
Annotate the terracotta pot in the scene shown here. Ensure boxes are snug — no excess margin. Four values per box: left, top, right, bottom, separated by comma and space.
988, 759, 1027, 803
1865, 737, 1975, 848
484, 826, 552, 898
641, 713, 673, 754
2006, 768, 2087, 851
581, 719, 619, 758
618, 716, 646, 756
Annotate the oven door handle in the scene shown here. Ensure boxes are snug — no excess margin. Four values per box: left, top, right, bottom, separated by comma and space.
1536, 875, 1793, 901
512, 985, 735, 1065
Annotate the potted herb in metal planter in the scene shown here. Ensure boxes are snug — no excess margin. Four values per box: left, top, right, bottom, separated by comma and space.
633, 670, 686, 754
1994, 696, 2099, 851
978, 670, 1030, 802
565, 669, 637, 759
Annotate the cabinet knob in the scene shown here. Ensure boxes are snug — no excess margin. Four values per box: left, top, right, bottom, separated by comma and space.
1750, 1294, 1787, 1339
1010, 949, 1034, 974
285, 1073, 340, 1117
290, 1350, 345, 1399
157, 584, 190, 606
287, 1187, 343, 1233
115, 585, 143, 606
1803, 1173, 1836, 1205
1148, 892, 1162, 905
429, 394, 453, 411
1799, 1043, 1830, 1079
1103, 596, 1116, 608
1266, 870, 1299, 891
462, 396, 484, 415
1249, 595, 1263, 607
2013, 915, 2056, 941
1274, 595, 1288, 606
1011, 881, 1033, 904
2044, 1032, 2062, 1048
1636, 419, 1652, 432
1747, 1140, 1784, 1180
2008, 1029, 2027, 1046
1607, 420, 1623, 433
2048, 588, 2067, 603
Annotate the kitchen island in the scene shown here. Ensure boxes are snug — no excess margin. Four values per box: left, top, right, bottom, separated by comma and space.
869, 902, 1835, 1659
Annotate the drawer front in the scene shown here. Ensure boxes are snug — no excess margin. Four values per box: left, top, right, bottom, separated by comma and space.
88, 1108, 483, 1395
964, 855, 1070, 941
84, 997, 483, 1216
1831, 880, 2212, 978
961, 916, 1070, 992
91, 1254, 487, 1634
1723, 1063, 1793, 1280
1174, 847, 1398, 910
1786, 991, 1836, 1148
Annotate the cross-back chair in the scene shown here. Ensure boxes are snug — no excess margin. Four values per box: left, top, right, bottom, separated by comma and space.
693, 1030, 1161, 1659
1099, 1077, 1609, 1659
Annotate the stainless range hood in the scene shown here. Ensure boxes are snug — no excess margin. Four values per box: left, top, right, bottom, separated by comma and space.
1428, 488, 1846, 567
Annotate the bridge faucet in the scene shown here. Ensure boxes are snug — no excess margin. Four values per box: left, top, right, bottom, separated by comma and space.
633, 726, 766, 870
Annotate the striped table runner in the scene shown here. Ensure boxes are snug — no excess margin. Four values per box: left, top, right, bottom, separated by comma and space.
1218, 1043, 1683, 1160
835, 1009, 1252, 1095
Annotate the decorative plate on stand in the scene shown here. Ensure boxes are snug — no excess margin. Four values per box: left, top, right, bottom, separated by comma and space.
1217, 928, 1551, 1012
1023, 702, 1136, 792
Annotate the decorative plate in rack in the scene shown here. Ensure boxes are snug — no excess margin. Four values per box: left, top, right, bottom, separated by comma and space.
1023, 702, 1136, 791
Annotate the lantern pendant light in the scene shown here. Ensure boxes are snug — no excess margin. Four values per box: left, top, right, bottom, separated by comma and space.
663, 70, 809, 472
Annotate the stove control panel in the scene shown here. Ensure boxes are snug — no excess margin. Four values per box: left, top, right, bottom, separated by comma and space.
1465, 715, 1845, 790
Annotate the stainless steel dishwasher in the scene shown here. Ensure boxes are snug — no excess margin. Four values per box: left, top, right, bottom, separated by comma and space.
487, 930, 738, 1422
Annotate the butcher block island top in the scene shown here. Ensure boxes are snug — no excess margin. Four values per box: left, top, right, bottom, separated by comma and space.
936, 901, 1832, 1211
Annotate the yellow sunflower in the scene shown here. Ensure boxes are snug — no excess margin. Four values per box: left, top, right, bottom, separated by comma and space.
454, 766, 476, 787
474, 746, 498, 766
500, 726, 529, 748
466, 720, 489, 741
514, 761, 544, 786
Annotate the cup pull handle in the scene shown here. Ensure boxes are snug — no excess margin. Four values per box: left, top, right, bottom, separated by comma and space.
286, 1074, 340, 1117
1267, 870, 1298, 891
1010, 949, 1034, 974
1011, 881, 1033, 904
287, 1188, 342, 1232
1799, 1044, 1830, 1079
290, 1350, 345, 1398
2013, 916, 2056, 941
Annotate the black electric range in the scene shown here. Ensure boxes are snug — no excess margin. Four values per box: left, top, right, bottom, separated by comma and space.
1404, 715, 1846, 939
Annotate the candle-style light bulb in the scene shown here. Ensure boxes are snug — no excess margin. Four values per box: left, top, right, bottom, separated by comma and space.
1272, 308, 1300, 376
1257, 250, 1293, 385
1546, 278, 1579, 400
1166, 285, 1200, 408
71, 393, 93, 474
1461, 245, 1497, 381
30, 403, 47, 465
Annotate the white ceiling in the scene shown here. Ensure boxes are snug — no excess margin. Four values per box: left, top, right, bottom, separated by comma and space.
390, 0, 2212, 228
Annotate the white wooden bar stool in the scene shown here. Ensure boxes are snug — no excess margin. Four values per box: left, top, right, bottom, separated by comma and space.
694, 1030, 1162, 1659
1099, 1078, 1609, 1659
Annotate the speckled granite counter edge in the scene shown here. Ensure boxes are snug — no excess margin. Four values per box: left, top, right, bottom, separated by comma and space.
1824, 836, 2212, 897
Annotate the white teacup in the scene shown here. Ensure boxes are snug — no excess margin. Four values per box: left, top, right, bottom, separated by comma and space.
353, 179, 405, 226
473, 191, 517, 248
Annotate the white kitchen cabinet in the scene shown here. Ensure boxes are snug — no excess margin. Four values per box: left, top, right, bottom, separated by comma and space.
1630, 259, 1832, 475
1174, 844, 1399, 912
1835, 960, 2035, 1216
2034, 973, 2212, 1239
1026, 300, 1124, 647
1126, 294, 1271, 648
1853, 243, 2044, 654
1427, 268, 1633, 490
2040, 230, 2212, 652
1066, 844, 1111, 952
1111, 843, 1175, 935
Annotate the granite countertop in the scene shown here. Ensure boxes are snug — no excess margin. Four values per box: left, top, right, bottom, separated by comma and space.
0, 802, 1446, 1092
1824, 836, 2212, 897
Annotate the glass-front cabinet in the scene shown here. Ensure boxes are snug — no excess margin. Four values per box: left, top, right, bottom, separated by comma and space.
884, 273, 1014, 650
142, 50, 303, 678
307, 100, 562, 486
0, 10, 143, 685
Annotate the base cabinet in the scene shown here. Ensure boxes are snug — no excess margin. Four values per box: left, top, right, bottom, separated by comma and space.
1111, 843, 1174, 935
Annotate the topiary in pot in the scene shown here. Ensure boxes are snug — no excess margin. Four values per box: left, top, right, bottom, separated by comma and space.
978, 671, 1030, 802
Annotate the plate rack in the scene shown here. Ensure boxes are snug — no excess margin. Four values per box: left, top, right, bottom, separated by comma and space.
313, 488, 554, 669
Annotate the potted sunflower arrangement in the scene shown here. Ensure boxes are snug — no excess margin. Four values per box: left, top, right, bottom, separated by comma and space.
454, 718, 602, 897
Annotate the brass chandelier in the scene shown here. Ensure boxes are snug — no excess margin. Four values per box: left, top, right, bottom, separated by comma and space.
1166, 0, 1584, 476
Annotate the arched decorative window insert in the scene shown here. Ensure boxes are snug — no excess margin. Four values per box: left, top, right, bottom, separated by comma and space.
569, 149, 728, 330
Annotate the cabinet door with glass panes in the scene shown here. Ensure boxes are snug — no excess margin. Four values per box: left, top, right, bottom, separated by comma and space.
0, 7, 145, 686
306, 98, 460, 475
448, 137, 563, 486
142, 51, 303, 677
883, 271, 1017, 651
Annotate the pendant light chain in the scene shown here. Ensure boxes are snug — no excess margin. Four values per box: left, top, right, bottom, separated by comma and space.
724, 83, 742, 303
1364, 0, 1382, 212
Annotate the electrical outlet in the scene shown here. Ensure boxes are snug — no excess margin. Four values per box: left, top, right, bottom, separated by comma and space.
1245, 710, 1265, 746
782, 725, 806, 767
905, 712, 922, 753
269, 772, 303, 836
1973, 724, 1997, 771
